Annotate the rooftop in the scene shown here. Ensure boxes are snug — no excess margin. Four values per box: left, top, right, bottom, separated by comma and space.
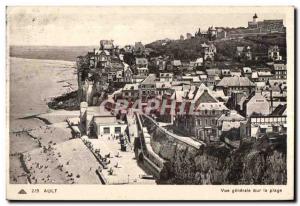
218, 110, 245, 121
217, 76, 255, 87
141, 74, 156, 85
123, 83, 139, 91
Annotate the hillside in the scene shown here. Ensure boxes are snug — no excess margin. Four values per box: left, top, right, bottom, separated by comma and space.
145, 33, 286, 61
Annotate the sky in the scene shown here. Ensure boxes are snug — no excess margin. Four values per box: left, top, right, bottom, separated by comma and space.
7, 6, 287, 47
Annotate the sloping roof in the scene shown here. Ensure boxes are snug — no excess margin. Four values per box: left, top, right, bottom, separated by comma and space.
237, 46, 244, 52
258, 71, 273, 76
222, 121, 241, 132
182, 76, 200, 82
218, 110, 245, 121
217, 76, 255, 87
243, 67, 252, 73
271, 104, 287, 116
95, 49, 110, 56
141, 74, 156, 85
124, 66, 132, 73
123, 83, 139, 90
211, 90, 226, 99
172, 60, 182, 66
188, 83, 211, 100
231, 71, 242, 77
237, 96, 247, 107
248, 93, 268, 104
252, 72, 258, 79
200, 74, 208, 79
196, 58, 203, 63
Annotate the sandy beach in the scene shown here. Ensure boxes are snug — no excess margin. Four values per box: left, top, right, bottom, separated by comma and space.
8, 57, 102, 184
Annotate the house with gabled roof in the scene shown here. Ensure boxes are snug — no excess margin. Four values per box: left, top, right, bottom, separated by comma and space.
216, 76, 256, 96
243, 92, 270, 117
174, 84, 229, 142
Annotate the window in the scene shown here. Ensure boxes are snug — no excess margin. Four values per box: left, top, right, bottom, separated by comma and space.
115, 127, 121, 134
104, 127, 110, 134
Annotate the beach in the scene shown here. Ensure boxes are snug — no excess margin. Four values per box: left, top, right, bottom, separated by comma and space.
8, 57, 101, 184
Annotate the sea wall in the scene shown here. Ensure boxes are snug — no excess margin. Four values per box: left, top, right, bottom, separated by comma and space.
141, 115, 287, 185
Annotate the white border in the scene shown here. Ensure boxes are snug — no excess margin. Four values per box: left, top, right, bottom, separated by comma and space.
1, 0, 299, 205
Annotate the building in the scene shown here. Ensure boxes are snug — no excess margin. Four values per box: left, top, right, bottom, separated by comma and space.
121, 83, 139, 100
80, 103, 127, 138
230, 68, 242, 77
137, 67, 149, 77
157, 59, 167, 71
248, 13, 285, 33
159, 73, 174, 82
245, 115, 287, 139
248, 13, 259, 29
134, 42, 145, 54
135, 57, 148, 68
123, 65, 133, 83
268, 45, 282, 61
217, 110, 245, 140
216, 76, 256, 96
124, 45, 134, 53
171, 60, 182, 71
201, 43, 217, 61
155, 82, 172, 97
273, 63, 287, 79
236, 46, 252, 61
195, 57, 204, 67
257, 71, 274, 82
100, 40, 114, 51
242, 67, 252, 79
208, 26, 217, 40
91, 115, 127, 138
221, 68, 231, 78
174, 84, 229, 142
206, 68, 221, 87
243, 92, 270, 117
95, 50, 110, 68
139, 74, 157, 101
186, 33, 193, 39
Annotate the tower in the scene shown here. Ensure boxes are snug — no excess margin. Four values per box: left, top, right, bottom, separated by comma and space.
253, 13, 258, 23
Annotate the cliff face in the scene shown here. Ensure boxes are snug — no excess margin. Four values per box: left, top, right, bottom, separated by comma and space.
143, 117, 287, 185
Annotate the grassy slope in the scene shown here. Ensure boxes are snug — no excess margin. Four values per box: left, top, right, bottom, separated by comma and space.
146, 33, 286, 61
